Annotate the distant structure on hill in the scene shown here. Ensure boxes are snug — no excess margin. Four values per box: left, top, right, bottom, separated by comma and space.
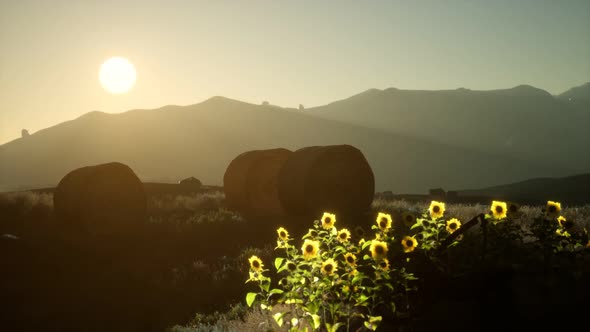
21, 129, 29, 138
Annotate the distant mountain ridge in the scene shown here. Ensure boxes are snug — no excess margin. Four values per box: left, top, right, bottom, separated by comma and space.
306, 82, 590, 172
456, 172, 590, 205
0, 83, 587, 195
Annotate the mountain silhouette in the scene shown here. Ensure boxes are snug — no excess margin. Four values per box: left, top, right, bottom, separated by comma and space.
306, 82, 590, 172
556, 82, 590, 114
456, 172, 590, 205
0, 85, 586, 194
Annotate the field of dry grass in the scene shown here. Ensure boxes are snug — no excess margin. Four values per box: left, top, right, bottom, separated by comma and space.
1, 190, 589, 332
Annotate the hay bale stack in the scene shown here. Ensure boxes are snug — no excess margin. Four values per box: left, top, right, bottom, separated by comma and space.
277, 144, 375, 217
223, 148, 293, 217
53, 162, 147, 235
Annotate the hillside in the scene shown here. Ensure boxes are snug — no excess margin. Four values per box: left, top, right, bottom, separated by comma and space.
456, 172, 590, 205
0, 96, 576, 194
306, 83, 590, 172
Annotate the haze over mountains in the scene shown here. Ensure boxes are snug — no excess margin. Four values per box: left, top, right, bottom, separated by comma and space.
1, 82, 588, 194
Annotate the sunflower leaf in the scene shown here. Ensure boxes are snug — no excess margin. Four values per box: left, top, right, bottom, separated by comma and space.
308, 313, 321, 330
274, 257, 285, 270
246, 292, 257, 307
273, 312, 286, 327
268, 288, 284, 296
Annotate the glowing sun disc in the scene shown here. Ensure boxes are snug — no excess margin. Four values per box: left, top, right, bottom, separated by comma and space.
99, 57, 136, 94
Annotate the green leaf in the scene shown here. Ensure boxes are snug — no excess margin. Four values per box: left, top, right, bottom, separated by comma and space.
273, 312, 287, 327
246, 292, 257, 307
268, 288, 284, 296
357, 294, 369, 304
326, 322, 344, 332
362, 240, 372, 250
308, 314, 321, 330
410, 223, 422, 230
364, 316, 382, 331
261, 279, 270, 292
275, 257, 285, 270
304, 301, 320, 314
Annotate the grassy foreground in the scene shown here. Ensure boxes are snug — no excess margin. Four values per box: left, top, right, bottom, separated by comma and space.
1, 191, 589, 332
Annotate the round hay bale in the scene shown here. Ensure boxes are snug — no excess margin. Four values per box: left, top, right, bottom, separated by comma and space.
223, 148, 293, 217
277, 144, 375, 217
53, 162, 147, 235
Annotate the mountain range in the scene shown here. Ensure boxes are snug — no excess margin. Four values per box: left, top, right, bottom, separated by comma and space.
1, 82, 588, 195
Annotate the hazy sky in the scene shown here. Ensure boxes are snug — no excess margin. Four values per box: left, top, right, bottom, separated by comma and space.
1, 0, 589, 145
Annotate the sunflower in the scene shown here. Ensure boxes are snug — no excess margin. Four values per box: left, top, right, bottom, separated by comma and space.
337, 228, 351, 243
321, 258, 338, 276
428, 201, 445, 219
354, 226, 366, 238
378, 258, 390, 271
343, 253, 357, 267
546, 201, 562, 219
376, 212, 392, 232
321, 212, 337, 230
491, 201, 507, 220
369, 240, 388, 260
248, 255, 264, 272
401, 236, 418, 253
506, 201, 520, 218
446, 218, 461, 234
276, 227, 289, 241
301, 239, 320, 260
402, 212, 416, 227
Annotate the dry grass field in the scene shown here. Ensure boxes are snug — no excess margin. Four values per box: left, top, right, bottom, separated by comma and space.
1, 189, 589, 332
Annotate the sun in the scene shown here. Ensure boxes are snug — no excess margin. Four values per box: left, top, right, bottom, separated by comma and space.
99, 56, 136, 94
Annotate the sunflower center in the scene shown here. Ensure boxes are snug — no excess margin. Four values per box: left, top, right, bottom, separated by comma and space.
324, 264, 333, 273
549, 205, 556, 213
339, 233, 347, 239
379, 261, 387, 268
406, 240, 414, 247
450, 223, 457, 230
253, 261, 260, 268
375, 245, 385, 255
433, 206, 440, 213
305, 245, 314, 253
379, 219, 388, 228
346, 256, 354, 263
325, 217, 331, 224
495, 206, 503, 213
280, 231, 286, 238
